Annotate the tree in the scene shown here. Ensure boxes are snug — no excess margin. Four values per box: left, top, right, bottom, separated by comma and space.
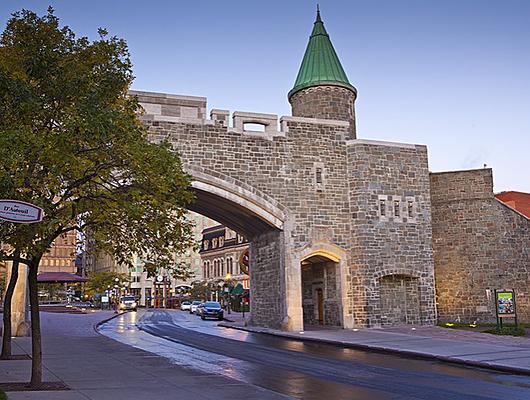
0, 8, 196, 387
84, 271, 129, 298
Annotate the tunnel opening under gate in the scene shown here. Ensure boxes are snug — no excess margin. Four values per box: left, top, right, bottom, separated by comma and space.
185, 174, 294, 329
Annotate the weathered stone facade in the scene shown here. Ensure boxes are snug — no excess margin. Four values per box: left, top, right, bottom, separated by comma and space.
431, 169, 530, 323
133, 89, 437, 331
290, 86, 357, 139
346, 140, 436, 327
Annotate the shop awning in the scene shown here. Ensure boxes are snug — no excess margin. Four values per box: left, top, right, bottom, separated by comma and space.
37, 272, 88, 283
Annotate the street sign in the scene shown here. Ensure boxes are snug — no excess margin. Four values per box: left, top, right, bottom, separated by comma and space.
0, 199, 43, 223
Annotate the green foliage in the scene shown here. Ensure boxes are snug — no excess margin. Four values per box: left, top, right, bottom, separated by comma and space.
190, 281, 214, 301
0, 8, 195, 275
84, 271, 129, 296
0, 388, 6, 400
0, 272, 5, 295
484, 326, 526, 337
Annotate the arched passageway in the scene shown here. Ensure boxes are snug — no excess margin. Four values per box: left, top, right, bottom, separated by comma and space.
185, 172, 301, 330
300, 251, 343, 329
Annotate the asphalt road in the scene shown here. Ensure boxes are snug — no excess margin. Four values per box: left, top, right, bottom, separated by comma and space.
133, 310, 530, 400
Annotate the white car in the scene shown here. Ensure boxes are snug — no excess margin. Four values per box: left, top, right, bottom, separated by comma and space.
180, 301, 191, 311
118, 296, 137, 311
189, 300, 202, 314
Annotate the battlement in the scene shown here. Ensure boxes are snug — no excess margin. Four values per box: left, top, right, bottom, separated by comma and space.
130, 90, 353, 140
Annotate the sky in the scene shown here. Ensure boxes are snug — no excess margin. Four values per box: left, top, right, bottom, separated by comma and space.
1, 0, 529, 193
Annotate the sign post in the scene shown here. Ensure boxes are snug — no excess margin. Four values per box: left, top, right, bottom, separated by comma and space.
494, 289, 517, 329
0, 199, 43, 337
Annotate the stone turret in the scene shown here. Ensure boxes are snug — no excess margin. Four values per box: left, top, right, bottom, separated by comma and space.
288, 7, 357, 138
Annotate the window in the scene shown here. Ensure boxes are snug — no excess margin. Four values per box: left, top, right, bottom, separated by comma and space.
212, 238, 218, 248
379, 199, 386, 216
407, 200, 414, 218
394, 200, 400, 217
315, 167, 323, 184
203, 240, 209, 250
219, 236, 224, 247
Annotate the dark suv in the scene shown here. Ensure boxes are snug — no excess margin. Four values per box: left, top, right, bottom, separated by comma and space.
200, 301, 224, 321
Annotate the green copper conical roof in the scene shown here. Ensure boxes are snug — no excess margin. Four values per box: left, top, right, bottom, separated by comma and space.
288, 8, 355, 99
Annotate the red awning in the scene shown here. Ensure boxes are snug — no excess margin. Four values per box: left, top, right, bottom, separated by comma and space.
37, 272, 88, 283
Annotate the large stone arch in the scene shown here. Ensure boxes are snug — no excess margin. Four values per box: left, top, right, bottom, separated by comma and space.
185, 166, 285, 238
177, 167, 300, 330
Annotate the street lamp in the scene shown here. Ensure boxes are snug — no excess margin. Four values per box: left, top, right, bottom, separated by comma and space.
224, 273, 232, 314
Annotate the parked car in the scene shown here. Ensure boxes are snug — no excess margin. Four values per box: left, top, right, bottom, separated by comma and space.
195, 303, 205, 317
189, 300, 202, 314
180, 301, 191, 311
118, 296, 138, 311
200, 301, 224, 321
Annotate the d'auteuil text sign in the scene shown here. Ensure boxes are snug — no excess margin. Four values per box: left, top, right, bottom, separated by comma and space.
0, 200, 43, 224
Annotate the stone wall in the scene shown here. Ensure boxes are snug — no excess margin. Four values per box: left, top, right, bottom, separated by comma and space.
134, 90, 437, 330
431, 168, 530, 323
379, 275, 420, 326
346, 140, 436, 327
290, 86, 357, 139
249, 230, 285, 328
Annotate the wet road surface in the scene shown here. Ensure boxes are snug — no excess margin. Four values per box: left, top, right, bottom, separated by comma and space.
123, 310, 530, 399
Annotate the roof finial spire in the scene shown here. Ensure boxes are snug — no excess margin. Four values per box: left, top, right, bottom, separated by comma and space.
316, 4, 322, 22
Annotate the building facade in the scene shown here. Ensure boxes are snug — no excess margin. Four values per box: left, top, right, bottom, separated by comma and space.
39, 230, 77, 274
199, 225, 249, 289
83, 211, 215, 307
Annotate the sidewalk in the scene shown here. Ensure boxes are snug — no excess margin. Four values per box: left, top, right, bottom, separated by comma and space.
221, 312, 530, 375
0, 311, 288, 399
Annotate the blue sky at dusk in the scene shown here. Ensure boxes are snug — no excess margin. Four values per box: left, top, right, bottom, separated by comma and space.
2, 1, 529, 192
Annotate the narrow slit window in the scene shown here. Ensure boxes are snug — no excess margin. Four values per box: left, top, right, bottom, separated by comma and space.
315, 167, 323, 184
394, 200, 400, 217
407, 201, 414, 218
379, 199, 386, 216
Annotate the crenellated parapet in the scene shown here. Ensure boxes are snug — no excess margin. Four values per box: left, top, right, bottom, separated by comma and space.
131, 89, 353, 142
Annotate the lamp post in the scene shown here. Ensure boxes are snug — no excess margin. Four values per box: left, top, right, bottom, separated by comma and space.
224, 273, 232, 314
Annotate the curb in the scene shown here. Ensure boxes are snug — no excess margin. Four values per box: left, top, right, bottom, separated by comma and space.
93, 311, 129, 334
218, 323, 530, 376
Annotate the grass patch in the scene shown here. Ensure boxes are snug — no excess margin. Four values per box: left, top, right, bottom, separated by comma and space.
0, 388, 6, 400
439, 322, 496, 329
484, 326, 526, 336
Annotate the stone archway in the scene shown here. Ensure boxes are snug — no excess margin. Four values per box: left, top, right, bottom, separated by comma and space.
179, 169, 305, 331
298, 244, 348, 330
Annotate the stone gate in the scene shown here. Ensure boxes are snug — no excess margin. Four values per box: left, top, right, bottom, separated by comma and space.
130, 10, 437, 332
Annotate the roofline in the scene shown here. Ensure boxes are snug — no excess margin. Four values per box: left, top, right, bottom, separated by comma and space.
202, 225, 225, 234
429, 167, 492, 176
495, 190, 530, 196
288, 80, 357, 101
495, 198, 530, 221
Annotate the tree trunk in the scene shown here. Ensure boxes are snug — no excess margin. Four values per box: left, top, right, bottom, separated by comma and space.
28, 258, 43, 387
1, 249, 21, 359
